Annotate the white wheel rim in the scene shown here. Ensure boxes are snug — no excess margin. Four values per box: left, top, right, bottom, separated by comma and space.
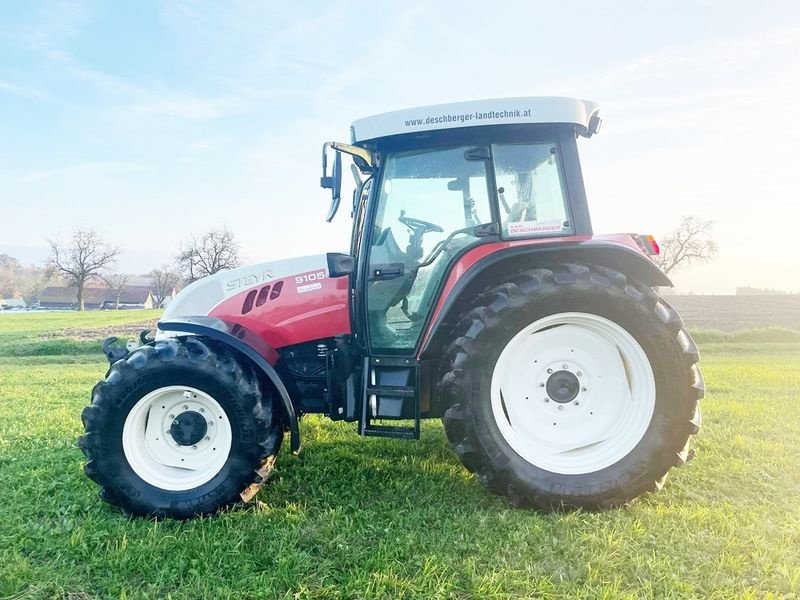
122, 386, 233, 491
490, 312, 656, 475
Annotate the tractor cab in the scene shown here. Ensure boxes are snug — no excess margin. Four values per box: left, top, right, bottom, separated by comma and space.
320, 97, 603, 437
322, 98, 600, 353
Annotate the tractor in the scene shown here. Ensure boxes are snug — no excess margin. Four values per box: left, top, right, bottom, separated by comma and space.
79, 97, 704, 519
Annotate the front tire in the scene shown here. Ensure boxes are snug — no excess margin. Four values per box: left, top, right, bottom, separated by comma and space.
79, 337, 283, 519
440, 263, 704, 510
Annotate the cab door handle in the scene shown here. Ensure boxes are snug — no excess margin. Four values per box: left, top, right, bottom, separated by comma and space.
370, 263, 404, 280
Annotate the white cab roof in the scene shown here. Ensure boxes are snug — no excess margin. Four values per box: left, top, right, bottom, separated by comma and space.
351, 96, 600, 143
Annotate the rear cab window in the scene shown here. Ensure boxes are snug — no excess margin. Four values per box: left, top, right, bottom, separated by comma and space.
493, 143, 572, 239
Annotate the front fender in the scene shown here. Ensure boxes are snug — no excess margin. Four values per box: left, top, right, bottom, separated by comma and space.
157, 316, 300, 453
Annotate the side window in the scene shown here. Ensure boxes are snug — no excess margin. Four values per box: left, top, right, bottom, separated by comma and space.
493, 143, 571, 238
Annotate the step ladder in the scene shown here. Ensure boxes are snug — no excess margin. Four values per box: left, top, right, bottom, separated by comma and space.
359, 356, 421, 439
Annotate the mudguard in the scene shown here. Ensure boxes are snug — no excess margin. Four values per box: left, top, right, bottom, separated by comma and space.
419, 239, 672, 358
158, 316, 300, 453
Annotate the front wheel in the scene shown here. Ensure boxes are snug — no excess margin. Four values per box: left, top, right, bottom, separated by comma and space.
440, 263, 704, 510
79, 337, 283, 519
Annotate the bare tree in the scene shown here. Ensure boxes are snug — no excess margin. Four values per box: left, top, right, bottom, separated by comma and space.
47, 229, 121, 311
150, 266, 181, 308
653, 215, 718, 275
176, 227, 240, 282
102, 273, 130, 310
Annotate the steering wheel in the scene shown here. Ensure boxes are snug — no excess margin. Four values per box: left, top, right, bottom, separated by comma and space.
398, 212, 444, 234
398, 212, 444, 261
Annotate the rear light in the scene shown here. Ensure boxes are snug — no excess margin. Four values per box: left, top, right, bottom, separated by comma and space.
631, 234, 660, 256
644, 235, 660, 256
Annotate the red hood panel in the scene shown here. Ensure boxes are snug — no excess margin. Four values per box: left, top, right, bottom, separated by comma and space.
210, 269, 351, 349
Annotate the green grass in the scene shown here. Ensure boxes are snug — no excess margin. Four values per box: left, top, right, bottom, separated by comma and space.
1, 315, 799, 598
0, 310, 161, 358
0, 309, 163, 334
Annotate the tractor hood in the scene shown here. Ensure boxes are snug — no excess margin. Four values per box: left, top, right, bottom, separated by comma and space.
158, 254, 351, 349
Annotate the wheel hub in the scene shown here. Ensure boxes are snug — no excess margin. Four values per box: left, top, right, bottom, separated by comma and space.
122, 386, 233, 491
169, 411, 208, 446
546, 370, 580, 403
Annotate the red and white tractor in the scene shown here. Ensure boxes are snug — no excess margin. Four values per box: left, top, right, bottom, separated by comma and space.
80, 97, 704, 519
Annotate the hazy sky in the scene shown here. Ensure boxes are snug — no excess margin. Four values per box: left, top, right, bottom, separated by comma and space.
1, 1, 798, 293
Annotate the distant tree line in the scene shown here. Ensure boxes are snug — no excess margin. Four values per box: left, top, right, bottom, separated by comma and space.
736, 287, 798, 296
0, 254, 49, 304
2, 226, 241, 310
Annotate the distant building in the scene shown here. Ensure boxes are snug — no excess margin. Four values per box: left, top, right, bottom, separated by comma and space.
39, 286, 154, 310
0, 298, 27, 310
127, 275, 178, 308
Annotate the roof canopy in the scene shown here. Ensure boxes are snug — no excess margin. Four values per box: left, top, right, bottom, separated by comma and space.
351, 96, 600, 144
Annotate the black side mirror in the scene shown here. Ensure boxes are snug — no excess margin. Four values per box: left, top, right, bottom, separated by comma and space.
321, 144, 343, 222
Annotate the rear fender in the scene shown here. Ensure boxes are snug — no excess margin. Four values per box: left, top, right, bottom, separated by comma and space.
158, 316, 300, 453
419, 240, 672, 359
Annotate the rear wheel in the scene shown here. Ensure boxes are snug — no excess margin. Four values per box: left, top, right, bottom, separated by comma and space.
440, 263, 704, 510
79, 337, 283, 519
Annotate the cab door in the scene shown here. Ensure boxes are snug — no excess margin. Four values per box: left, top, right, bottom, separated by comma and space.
363, 145, 495, 355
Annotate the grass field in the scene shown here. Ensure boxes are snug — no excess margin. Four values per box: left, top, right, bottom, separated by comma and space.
1, 310, 799, 599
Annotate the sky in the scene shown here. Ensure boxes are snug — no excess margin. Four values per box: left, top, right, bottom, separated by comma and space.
1, 0, 798, 293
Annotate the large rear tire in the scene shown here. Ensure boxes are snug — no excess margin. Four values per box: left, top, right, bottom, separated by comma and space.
439, 263, 704, 510
79, 337, 283, 519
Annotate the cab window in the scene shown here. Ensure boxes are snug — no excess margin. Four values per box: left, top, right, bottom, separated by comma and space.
493, 143, 572, 238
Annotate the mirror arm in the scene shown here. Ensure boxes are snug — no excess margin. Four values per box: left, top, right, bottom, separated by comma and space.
328, 141, 374, 168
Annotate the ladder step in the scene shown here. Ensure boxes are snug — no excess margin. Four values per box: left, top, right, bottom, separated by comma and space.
360, 356, 421, 440
362, 425, 418, 440
365, 385, 416, 398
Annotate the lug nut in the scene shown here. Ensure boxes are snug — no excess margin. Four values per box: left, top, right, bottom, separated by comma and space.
558, 405, 564, 411
576, 371, 583, 377
182, 405, 188, 410
168, 414, 175, 419
574, 401, 580, 406
172, 420, 179, 426
544, 398, 550, 403
199, 408, 205, 413
581, 387, 587, 392
204, 436, 210, 441
539, 382, 545, 387
208, 420, 214, 426
547, 368, 553, 374
192, 445, 197, 450
562, 364, 568, 369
